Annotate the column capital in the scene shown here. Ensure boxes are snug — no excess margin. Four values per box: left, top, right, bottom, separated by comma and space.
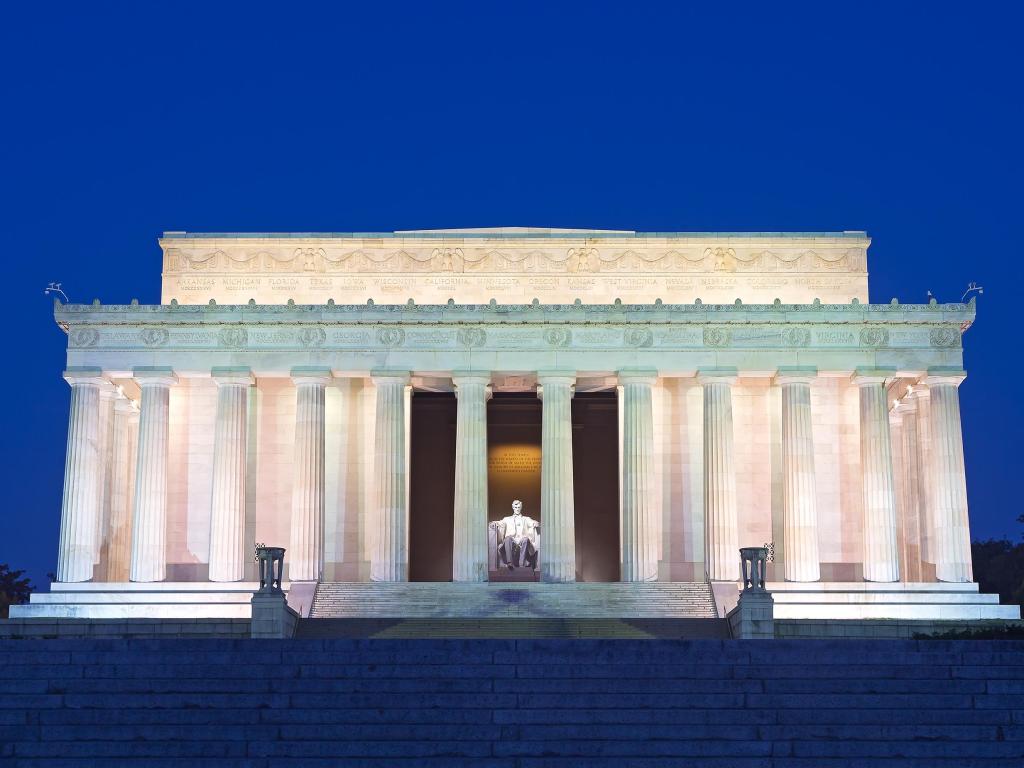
536, 369, 576, 383
290, 366, 332, 387
133, 367, 177, 388
697, 367, 737, 386
923, 367, 966, 388
63, 367, 105, 387
451, 370, 492, 386
617, 368, 658, 386
775, 366, 817, 386
212, 366, 255, 387
370, 369, 411, 386
852, 367, 896, 387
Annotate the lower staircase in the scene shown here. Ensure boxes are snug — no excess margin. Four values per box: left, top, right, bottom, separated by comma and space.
2, 638, 1021, 765
305, 581, 721, 638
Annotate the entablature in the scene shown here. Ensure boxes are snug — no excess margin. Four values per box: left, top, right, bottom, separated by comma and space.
55, 300, 973, 378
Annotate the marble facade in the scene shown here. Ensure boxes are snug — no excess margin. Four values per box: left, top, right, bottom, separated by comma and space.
16, 228, 1014, 622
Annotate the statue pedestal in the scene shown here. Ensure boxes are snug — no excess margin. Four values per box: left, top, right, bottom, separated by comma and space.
250, 592, 298, 639
727, 589, 774, 639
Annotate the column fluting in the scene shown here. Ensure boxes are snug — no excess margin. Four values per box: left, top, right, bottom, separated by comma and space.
94, 383, 117, 567
854, 371, 900, 582
106, 396, 138, 582
130, 368, 176, 583
452, 372, 490, 582
778, 370, 821, 582
894, 397, 923, 582
926, 372, 972, 582
371, 372, 411, 582
56, 369, 105, 583
538, 372, 576, 583
700, 372, 739, 581
619, 370, 658, 582
208, 368, 253, 582
289, 369, 330, 582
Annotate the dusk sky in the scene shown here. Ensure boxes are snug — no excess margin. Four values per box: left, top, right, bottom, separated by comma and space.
1, 2, 1022, 588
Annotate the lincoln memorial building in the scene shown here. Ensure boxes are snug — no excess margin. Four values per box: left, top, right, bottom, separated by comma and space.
14, 228, 1018, 623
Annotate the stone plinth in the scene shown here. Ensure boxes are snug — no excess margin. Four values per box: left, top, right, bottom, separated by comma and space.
250, 592, 298, 639
727, 590, 775, 639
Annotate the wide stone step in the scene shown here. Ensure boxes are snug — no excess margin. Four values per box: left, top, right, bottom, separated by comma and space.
1, 639, 1022, 765
310, 582, 719, 619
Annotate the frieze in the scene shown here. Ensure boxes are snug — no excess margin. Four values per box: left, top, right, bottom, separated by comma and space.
218, 327, 248, 349
624, 328, 654, 348
298, 327, 327, 347
859, 327, 890, 347
543, 328, 572, 347
457, 327, 487, 348
929, 327, 961, 348
250, 329, 297, 345
378, 328, 405, 347
575, 329, 622, 346
69, 327, 99, 347
814, 330, 857, 346
139, 328, 169, 347
783, 328, 811, 347
406, 330, 456, 346
703, 328, 731, 347
327, 330, 371, 345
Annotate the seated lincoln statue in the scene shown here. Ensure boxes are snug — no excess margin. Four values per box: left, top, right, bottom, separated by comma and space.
495, 499, 540, 571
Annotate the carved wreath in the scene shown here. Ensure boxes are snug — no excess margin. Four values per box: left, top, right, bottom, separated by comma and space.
623, 327, 653, 348
859, 327, 889, 347
929, 327, 960, 348
543, 328, 572, 347
457, 327, 487, 348
783, 328, 811, 347
298, 327, 327, 348
69, 327, 99, 347
377, 327, 405, 347
703, 327, 731, 347
139, 328, 169, 347
218, 327, 248, 349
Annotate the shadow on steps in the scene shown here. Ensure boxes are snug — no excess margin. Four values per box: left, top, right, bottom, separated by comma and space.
296, 617, 730, 639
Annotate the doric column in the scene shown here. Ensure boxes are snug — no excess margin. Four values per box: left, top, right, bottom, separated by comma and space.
208, 368, 254, 582
106, 396, 138, 582
700, 370, 739, 581
854, 369, 900, 582
130, 367, 177, 583
452, 372, 490, 582
619, 370, 658, 582
372, 371, 411, 582
894, 396, 923, 582
907, 386, 933, 568
925, 370, 972, 582
777, 368, 821, 582
538, 372, 577, 582
289, 368, 330, 582
94, 383, 117, 566
56, 368, 105, 582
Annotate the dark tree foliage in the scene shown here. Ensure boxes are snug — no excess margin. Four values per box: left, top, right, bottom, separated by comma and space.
971, 536, 1024, 608
0, 564, 33, 619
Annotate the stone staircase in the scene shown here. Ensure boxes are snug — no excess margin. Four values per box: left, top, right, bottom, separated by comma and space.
309, 581, 718, 619
2, 638, 1022, 765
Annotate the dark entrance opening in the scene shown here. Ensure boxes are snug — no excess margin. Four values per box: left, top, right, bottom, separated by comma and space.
409, 388, 621, 582
572, 391, 620, 582
409, 392, 456, 581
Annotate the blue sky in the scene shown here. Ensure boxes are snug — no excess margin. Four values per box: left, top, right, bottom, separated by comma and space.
1, 2, 1021, 587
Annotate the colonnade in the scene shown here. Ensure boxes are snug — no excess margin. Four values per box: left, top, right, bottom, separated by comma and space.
56, 366, 974, 585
